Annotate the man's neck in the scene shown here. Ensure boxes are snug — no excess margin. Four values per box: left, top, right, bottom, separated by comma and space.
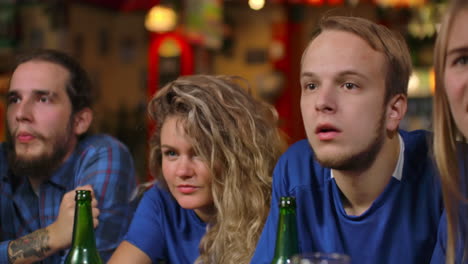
332, 134, 401, 216
24, 146, 75, 196
28, 176, 45, 196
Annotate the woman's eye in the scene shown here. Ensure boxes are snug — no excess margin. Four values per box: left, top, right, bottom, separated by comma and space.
163, 150, 177, 157
454, 55, 468, 66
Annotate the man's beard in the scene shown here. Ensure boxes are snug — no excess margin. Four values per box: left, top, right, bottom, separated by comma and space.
7, 120, 74, 180
314, 111, 386, 172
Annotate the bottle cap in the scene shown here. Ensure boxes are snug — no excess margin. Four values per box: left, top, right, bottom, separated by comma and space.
279, 196, 296, 208
75, 190, 92, 201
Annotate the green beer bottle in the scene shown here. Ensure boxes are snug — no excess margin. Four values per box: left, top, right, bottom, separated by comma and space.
64, 190, 103, 264
271, 196, 299, 264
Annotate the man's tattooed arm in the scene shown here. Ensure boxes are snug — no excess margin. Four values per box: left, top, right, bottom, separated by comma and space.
8, 228, 52, 264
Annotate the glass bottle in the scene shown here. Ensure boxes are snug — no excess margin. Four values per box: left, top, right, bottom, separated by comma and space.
64, 190, 103, 264
271, 196, 299, 264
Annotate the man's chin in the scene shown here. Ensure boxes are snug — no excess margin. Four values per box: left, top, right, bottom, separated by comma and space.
315, 153, 352, 170
10, 154, 55, 178
14, 153, 45, 163
14, 144, 47, 158
14, 156, 41, 165
316, 158, 346, 169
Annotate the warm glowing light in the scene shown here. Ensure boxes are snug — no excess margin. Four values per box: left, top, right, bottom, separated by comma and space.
408, 72, 421, 96
429, 67, 435, 95
249, 0, 265, 10
158, 38, 181, 57
306, 0, 324, 5
145, 5, 177, 33
375, 0, 426, 7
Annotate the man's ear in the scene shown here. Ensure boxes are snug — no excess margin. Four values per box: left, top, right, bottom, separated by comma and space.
73, 108, 93, 136
386, 94, 407, 132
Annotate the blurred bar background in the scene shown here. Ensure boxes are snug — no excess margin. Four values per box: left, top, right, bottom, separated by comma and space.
0, 0, 444, 181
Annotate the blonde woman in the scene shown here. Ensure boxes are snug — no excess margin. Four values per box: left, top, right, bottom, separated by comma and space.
108, 75, 286, 263
431, 0, 468, 263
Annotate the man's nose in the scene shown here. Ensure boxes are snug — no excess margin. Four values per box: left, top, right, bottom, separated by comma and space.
315, 85, 337, 113
15, 99, 33, 122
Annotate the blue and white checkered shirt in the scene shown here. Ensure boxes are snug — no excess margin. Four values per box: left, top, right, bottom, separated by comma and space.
0, 134, 137, 264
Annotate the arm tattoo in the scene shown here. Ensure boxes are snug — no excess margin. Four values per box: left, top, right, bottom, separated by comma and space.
8, 228, 52, 264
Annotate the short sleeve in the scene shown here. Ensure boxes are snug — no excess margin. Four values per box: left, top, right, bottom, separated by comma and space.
431, 211, 447, 264
0, 241, 11, 264
125, 186, 166, 262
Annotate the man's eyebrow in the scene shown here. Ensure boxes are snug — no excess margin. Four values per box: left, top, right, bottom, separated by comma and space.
6, 91, 18, 97
6, 90, 58, 98
300, 70, 369, 80
300, 72, 317, 79
336, 70, 369, 81
33, 90, 57, 97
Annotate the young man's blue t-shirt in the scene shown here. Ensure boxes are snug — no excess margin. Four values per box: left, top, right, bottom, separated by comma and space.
252, 130, 443, 264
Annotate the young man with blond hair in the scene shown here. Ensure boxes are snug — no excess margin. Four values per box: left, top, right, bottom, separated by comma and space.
252, 16, 442, 264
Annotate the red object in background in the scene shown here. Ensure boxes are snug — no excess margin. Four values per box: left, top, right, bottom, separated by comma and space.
147, 32, 194, 97
371, 0, 428, 7
74, 0, 158, 11
327, 0, 344, 5
146, 32, 194, 180
269, 0, 346, 4
270, 22, 292, 139
271, 12, 306, 145
305, 0, 325, 5
147, 31, 194, 130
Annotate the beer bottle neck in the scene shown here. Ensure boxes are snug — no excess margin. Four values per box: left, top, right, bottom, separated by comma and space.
71, 199, 97, 249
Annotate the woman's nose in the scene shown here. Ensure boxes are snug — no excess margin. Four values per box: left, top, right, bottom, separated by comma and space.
175, 157, 195, 178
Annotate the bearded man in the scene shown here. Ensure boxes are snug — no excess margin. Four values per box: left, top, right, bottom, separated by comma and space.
0, 49, 136, 264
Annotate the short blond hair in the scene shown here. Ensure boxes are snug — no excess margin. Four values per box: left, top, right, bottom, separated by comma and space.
303, 16, 412, 103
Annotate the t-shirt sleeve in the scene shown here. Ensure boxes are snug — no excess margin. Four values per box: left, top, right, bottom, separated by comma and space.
0, 241, 10, 264
250, 195, 279, 264
251, 157, 289, 264
125, 186, 166, 262
252, 142, 307, 264
431, 211, 447, 264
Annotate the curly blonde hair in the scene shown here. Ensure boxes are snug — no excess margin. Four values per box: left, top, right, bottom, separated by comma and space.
148, 75, 286, 263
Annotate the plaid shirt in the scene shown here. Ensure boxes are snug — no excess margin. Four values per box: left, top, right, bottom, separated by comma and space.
0, 134, 137, 264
